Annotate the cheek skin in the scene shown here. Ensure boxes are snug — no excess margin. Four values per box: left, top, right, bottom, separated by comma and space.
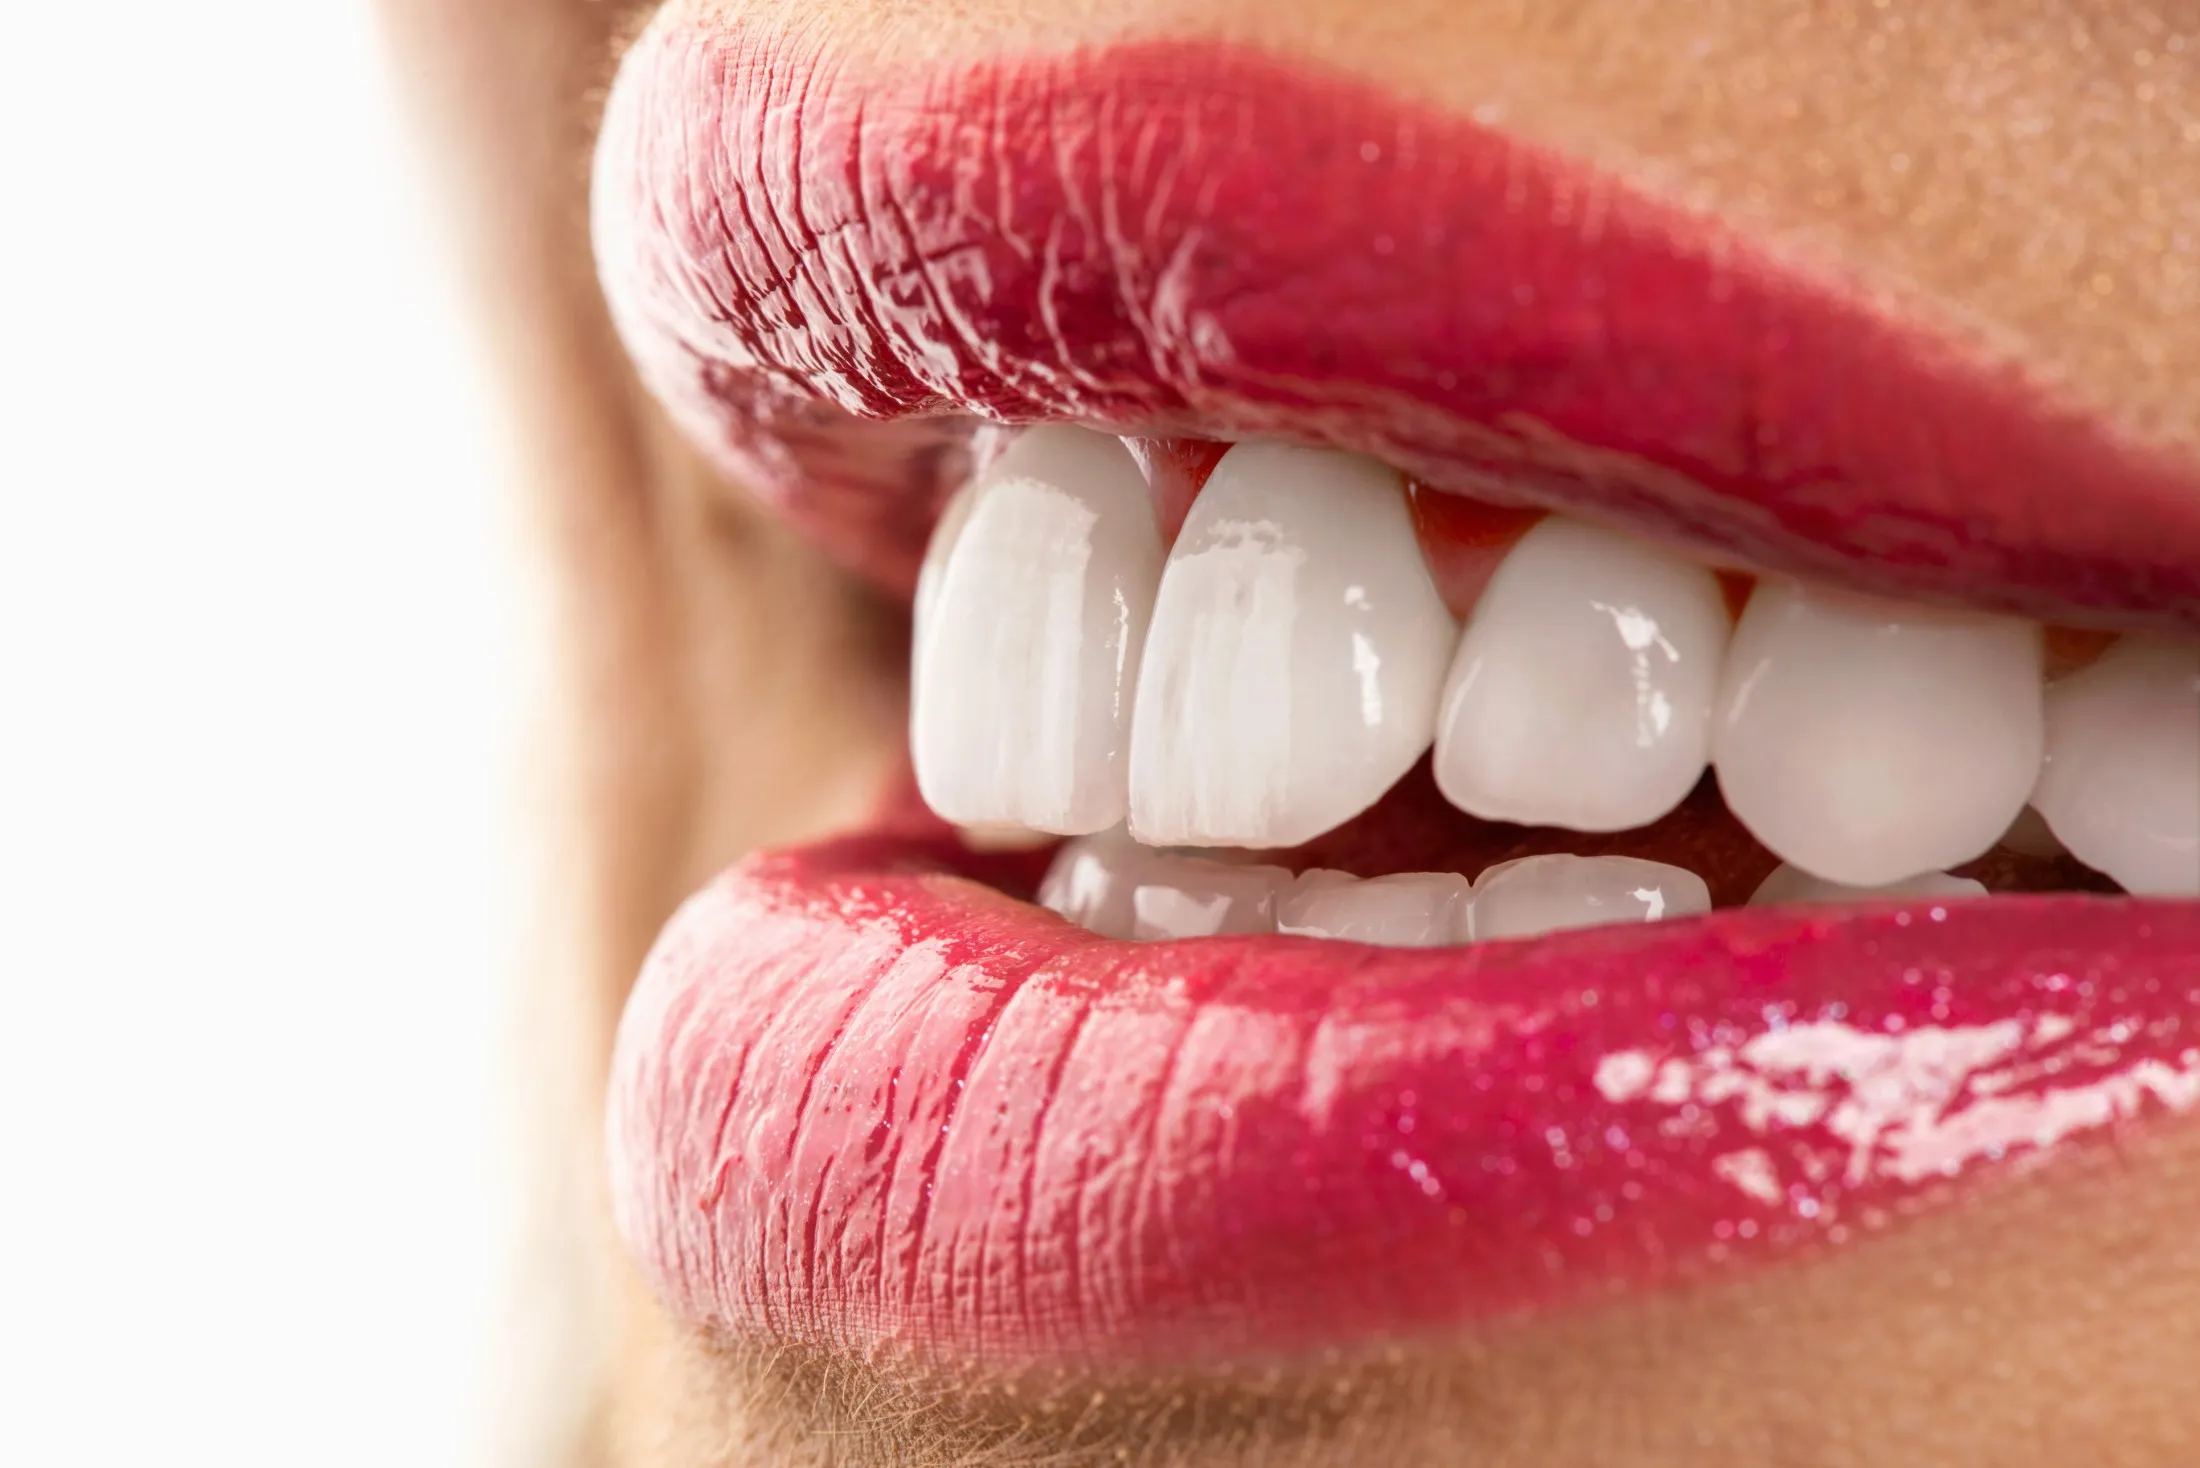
377, 0, 910, 1004
376, 0, 914, 1458
379, 0, 2200, 1464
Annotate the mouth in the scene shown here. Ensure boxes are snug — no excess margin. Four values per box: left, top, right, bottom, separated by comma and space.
593, 13, 2200, 1372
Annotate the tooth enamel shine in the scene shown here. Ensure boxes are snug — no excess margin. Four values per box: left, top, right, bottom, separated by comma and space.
1712, 581, 2044, 888
1129, 856, 1293, 939
1128, 442, 1456, 848
1037, 827, 1151, 939
912, 427, 1163, 835
1468, 854, 1711, 941
1275, 869, 1473, 946
910, 480, 980, 688
1434, 517, 1729, 832
2031, 639, 2200, 896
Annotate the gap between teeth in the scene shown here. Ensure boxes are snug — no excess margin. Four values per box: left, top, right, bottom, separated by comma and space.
918, 428, 2200, 908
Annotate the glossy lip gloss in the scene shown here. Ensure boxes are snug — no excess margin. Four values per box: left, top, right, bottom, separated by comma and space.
594, 30, 2200, 632
610, 837, 2200, 1367
589, 24, 2200, 1371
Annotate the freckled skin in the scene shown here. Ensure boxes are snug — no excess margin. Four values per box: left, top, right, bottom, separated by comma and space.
374, 1, 2200, 1463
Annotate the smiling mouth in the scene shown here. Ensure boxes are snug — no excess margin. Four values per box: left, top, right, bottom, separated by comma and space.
592, 17, 2200, 1371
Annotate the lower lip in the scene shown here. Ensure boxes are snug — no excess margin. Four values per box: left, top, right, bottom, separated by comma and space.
608, 832, 2200, 1367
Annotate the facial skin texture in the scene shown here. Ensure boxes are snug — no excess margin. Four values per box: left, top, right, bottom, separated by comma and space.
372, 1, 2200, 1463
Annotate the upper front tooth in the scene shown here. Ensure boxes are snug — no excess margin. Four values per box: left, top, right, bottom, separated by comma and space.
2030, 638, 2200, 895
1467, 854, 1711, 941
911, 427, 1163, 835
1749, 863, 1988, 906
1711, 581, 2044, 888
1433, 517, 1729, 832
1274, 869, 1473, 946
1127, 442, 1457, 848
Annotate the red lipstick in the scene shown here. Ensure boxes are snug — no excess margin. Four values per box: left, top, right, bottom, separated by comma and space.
589, 16, 2200, 1372
594, 26, 2200, 633
609, 835, 2200, 1366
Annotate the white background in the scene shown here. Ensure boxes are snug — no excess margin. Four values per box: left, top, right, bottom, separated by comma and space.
1, 4, 524, 1463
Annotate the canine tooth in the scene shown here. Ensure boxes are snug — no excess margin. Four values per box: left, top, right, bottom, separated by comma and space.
1128, 855, 1293, 940
2031, 639, 2200, 895
1128, 442, 1456, 847
1712, 581, 2043, 888
911, 427, 1162, 835
1749, 863, 1988, 906
1434, 517, 1729, 831
1275, 869, 1473, 946
1036, 827, 1151, 939
1467, 854, 1710, 941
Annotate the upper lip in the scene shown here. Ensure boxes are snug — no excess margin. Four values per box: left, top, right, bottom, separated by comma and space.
594, 21, 2200, 632
592, 14, 2200, 1371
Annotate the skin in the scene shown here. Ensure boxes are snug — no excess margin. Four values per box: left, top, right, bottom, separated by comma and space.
372, 1, 2200, 1462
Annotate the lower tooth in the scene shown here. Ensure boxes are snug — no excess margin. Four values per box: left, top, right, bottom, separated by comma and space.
1035, 827, 1150, 939
1467, 854, 1711, 941
1128, 856, 1293, 940
1749, 863, 1988, 906
1038, 828, 1292, 941
2030, 639, 2200, 895
1274, 869, 1473, 946
1711, 580, 2044, 888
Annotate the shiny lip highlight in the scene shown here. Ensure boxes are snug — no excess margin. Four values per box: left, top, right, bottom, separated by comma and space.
590, 17, 2200, 1372
609, 834, 2200, 1368
593, 26, 2200, 631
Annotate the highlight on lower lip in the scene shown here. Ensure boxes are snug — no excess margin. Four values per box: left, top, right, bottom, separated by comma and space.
592, 20, 2200, 631
607, 835, 2200, 1367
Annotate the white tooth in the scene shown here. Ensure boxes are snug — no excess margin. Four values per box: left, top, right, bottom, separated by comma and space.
1041, 832, 1293, 942
911, 427, 1163, 835
1711, 580, 2043, 888
1035, 827, 1151, 939
1275, 869, 1473, 946
2031, 639, 2200, 895
911, 479, 980, 680
1468, 854, 1711, 941
1128, 855, 1293, 940
1128, 442, 1457, 847
1749, 863, 1988, 906
1433, 517, 1729, 832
